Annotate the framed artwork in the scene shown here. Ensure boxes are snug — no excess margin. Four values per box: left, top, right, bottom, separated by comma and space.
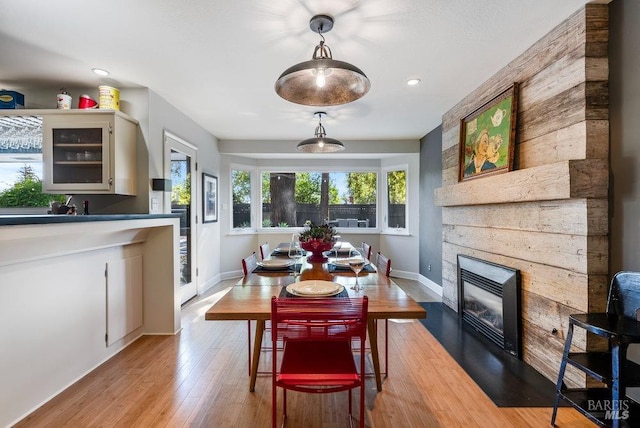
202, 173, 218, 223
458, 82, 519, 182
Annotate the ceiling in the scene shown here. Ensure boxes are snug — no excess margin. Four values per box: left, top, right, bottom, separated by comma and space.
0, 0, 593, 143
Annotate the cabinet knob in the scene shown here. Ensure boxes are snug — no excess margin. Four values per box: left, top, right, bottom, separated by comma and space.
109, 178, 113, 186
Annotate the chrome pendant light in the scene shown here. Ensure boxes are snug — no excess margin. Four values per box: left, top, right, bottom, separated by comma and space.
275, 15, 371, 107
297, 112, 345, 153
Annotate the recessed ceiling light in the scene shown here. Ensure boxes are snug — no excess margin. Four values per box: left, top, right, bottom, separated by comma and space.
92, 68, 110, 76
407, 78, 421, 86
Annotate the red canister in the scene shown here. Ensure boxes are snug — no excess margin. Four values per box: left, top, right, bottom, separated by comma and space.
78, 94, 98, 109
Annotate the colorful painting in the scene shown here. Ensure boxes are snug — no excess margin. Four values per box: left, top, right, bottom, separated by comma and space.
459, 83, 518, 181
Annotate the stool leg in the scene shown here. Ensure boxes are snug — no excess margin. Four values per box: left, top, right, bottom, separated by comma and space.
610, 340, 628, 428
551, 323, 574, 426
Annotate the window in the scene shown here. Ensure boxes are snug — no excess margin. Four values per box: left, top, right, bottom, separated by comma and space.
385, 168, 407, 229
260, 171, 377, 228
231, 168, 252, 228
0, 115, 66, 213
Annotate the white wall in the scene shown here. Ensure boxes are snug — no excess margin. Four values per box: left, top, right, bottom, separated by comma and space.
381, 154, 420, 278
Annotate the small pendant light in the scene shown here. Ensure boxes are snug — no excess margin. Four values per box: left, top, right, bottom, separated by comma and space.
297, 112, 345, 153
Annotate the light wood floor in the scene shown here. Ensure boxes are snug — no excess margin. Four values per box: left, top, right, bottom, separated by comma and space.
15, 278, 594, 427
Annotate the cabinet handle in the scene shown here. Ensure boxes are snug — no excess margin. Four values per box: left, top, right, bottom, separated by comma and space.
109, 178, 113, 187
108, 123, 113, 134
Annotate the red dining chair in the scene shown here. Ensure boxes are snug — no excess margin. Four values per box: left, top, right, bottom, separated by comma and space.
361, 242, 372, 261
271, 296, 368, 428
259, 242, 271, 260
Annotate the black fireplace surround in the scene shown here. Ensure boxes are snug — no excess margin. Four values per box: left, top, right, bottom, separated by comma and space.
457, 255, 522, 358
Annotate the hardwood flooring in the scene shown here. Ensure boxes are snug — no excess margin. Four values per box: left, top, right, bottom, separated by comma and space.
15, 278, 593, 427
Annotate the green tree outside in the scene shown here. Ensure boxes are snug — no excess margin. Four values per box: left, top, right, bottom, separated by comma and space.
233, 170, 251, 204
347, 172, 377, 204
387, 170, 406, 204
0, 165, 65, 207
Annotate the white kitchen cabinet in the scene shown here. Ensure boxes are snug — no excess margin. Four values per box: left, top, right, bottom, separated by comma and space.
42, 110, 138, 195
106, 254, 143, 347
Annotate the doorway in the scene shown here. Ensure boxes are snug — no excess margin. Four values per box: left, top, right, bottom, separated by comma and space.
164, 132, 198, 304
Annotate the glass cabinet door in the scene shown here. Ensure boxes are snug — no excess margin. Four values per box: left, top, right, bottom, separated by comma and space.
44, 118, 111, 192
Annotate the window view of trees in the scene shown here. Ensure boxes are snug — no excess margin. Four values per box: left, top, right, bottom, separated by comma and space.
231, 167, 408, 231
0, 164, 65, 208
386, 169, 406, 228
232, 169, 251, 228
260, 171, 377, 228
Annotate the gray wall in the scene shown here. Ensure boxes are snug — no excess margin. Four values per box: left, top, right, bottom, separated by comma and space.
419, 125, 443, 285
610, 0, 640, 273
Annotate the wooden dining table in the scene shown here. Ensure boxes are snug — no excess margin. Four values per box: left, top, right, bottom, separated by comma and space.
205, 244, 426, 392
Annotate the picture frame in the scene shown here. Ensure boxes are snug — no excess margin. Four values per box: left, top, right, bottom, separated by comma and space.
202, 173, 218, 223
458, 82, 519, 182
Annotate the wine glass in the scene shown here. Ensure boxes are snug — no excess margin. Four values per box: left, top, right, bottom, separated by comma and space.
288, 234, 302, 278
348, 248, 366, 291
332, 239, 342, 262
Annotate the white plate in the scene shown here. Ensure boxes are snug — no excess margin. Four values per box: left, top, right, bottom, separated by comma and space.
286, 280, 343, 297
331, 258, 369, 268
257, 259, 294, 270
274, 244, 293, 253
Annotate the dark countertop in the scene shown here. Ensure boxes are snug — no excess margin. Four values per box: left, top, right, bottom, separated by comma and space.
0, 214, 181, 226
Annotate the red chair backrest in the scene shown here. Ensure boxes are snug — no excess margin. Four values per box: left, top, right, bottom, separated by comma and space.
271, 296, 368, 342
259, 242, 271, 260
242, 252, 258, 276
362, 242, 372, 260
376, 252, 392, 277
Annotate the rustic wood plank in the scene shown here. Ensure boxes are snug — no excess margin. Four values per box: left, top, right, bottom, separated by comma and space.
518, 49, 588, 113
442, 123, 459, 151
442, 144, 458, 170
443, 224, 607, 274
523, 319, 587, 388
441, 165, 458, 188
442, 199, 607, 235
518, 81, 607, 142
435, 159, 608, 207
518, 120, 608, 169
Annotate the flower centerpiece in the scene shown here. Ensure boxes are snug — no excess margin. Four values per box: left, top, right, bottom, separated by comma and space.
299, 221, 337, 262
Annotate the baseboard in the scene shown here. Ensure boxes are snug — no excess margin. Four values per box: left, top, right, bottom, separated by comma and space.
199, 274, 222, 294
418, 273, 443, 297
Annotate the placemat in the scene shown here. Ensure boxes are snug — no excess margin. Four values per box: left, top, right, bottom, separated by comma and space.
253, 263, 302, 273
279, 285, 349, 298
271, 250, 306, 257
327, 264, 376, 273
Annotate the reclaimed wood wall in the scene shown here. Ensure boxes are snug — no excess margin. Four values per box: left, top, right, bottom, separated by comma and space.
433, 4, 609, 386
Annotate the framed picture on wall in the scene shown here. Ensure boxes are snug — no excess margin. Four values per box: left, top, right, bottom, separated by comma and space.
458, 82, 519, 182
202, 173, 218, 223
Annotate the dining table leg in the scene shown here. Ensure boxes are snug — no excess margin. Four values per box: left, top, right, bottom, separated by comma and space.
368, 318, 383, 391
249, 319, 265, 392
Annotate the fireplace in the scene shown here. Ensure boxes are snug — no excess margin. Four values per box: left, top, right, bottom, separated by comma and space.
457, 255, 522, 358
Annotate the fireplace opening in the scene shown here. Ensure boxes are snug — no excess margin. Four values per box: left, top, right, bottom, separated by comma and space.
457, 255, 522, 358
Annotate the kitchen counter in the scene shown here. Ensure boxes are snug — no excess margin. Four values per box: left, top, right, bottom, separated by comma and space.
0, 215, 180, 426
0, 213, 180, 226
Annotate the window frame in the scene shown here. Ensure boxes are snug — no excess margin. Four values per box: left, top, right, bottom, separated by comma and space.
381, 163, 409, 235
